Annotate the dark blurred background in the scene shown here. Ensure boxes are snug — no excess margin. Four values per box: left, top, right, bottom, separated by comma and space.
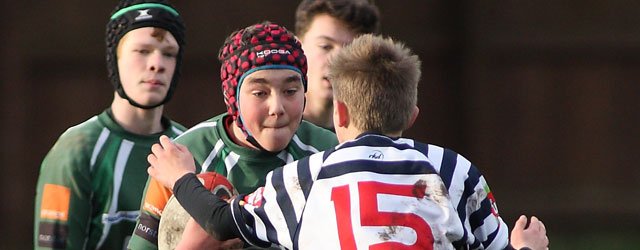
2, 1, 639, 249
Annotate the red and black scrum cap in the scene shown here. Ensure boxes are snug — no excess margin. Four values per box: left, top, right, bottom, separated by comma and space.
218, 22, 307, 137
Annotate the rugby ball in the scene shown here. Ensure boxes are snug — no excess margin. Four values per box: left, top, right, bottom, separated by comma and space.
158, 172, 236, 250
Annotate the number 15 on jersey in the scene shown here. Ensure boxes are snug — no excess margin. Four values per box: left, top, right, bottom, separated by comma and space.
331, 181, 440, 250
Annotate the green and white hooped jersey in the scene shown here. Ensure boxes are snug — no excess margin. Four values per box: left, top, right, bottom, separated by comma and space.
128, 113, 338, 250
34, 109, 185, 250
177, 114, 339, 193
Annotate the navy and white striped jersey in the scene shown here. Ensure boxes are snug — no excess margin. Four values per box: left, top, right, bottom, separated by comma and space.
230, 133, 508, 249
424, 143, 510, 249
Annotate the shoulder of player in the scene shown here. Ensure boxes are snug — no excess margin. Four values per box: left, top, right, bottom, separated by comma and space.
294, 120, 338, 146
49, 115, 105, 155
423, 143, 488, 190
423, 144, 476, 166
39, 116, 106, 178
166, 119, 187, 136
174, 115, 222, 142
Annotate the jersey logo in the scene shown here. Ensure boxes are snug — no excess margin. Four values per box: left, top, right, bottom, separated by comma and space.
368, 150, 384, 160
143, 178, 173, 216
38, 222, 68, 248
102, 210, 140, 224
134, 213, 160, 243
40, 184, 71, 221
484, 184, 500, 217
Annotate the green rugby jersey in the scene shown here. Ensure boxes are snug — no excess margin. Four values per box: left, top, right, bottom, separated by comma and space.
34, 109, 185, 250
128, 113, 338, 250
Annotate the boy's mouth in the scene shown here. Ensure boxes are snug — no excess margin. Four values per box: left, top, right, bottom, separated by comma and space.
142, 79, 165, 86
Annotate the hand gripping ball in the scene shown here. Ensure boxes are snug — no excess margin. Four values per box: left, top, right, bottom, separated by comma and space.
158, 172, 236, 250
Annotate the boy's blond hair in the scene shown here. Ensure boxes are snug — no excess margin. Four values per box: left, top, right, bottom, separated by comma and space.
329, 34, 421, 134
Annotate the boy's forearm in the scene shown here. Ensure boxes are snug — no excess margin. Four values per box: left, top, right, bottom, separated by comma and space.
172, 173, 241, 241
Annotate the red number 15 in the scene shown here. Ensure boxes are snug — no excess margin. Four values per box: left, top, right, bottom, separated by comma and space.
331, 181, 434, 250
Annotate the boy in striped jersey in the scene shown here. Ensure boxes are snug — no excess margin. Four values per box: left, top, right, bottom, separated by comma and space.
127, 22, 338, 249
33, 0, 187, 249
150, 34, 549, 249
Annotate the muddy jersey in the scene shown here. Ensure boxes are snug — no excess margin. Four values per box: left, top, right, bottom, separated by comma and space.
228, 133, 509, 249
34, 109, 185, 250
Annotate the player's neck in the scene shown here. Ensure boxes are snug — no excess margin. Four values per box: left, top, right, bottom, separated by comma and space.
335, 125, 360, 143
336, 126, 404, 143
110, 96, 165, 135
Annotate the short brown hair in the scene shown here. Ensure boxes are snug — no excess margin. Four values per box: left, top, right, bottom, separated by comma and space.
295, 0, 380, 37
329, 34, 421, 134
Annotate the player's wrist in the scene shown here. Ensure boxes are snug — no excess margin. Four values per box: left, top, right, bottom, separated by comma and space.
172, 172, 196, 191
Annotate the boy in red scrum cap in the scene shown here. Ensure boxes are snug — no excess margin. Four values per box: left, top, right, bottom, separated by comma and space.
128, 21, 338, 250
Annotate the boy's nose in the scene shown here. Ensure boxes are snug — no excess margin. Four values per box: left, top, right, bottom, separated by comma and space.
268, 95, 285, 116
148, 51, 166, 73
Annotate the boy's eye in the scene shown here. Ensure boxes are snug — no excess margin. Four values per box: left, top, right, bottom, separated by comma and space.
135, 49, 151, 54
284, 88, 299, 95
251, 91, 267, 97
163, 51, 177, 58
319, 44, 333, 52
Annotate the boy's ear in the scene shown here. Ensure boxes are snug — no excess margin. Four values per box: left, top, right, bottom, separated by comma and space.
406, 106, 420, 129
334, 100, 350, 128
